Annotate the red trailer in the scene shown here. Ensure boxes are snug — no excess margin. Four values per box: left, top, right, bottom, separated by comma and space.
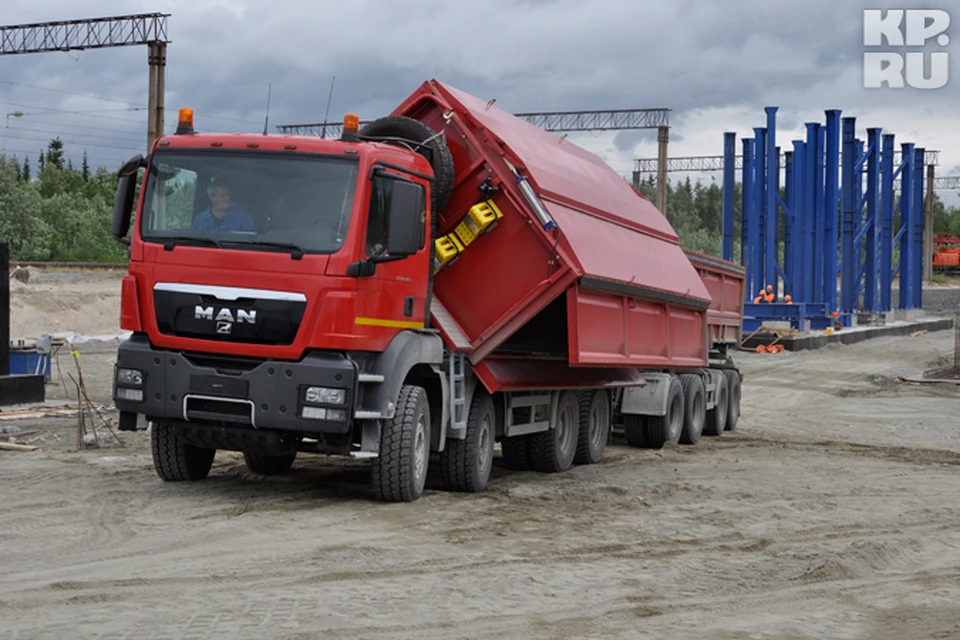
110, 79, 744, 502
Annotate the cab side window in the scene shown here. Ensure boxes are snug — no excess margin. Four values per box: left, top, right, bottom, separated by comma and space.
366, 174, 426, 257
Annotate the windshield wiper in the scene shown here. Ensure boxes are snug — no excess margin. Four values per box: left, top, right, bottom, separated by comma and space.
162, 236, 222, 251
236, 240, 306, 260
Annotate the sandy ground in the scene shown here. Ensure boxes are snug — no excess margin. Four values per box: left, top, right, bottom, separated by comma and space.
2, 272, 960, 639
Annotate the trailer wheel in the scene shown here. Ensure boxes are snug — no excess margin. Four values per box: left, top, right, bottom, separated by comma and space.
501, 435, 532, 470
372, 384, 431, 502
150, 421, 216, 482
358, 116, 456, 213
440, 391, 495, 492
724, 369, 742, 431
530, 390, 579, 473
624, 415, 649, 447
243, 451, 297, 476
575, 389, 609, 464
626, 376, 683, 449
678, 374, 706, 445
703, 372, 728, 436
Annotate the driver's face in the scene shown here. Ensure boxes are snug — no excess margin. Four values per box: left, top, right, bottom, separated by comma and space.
210, 186, 231, 207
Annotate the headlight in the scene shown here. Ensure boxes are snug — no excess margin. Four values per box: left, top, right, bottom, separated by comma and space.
304, 386, 345, 404
117, 368, 144, 387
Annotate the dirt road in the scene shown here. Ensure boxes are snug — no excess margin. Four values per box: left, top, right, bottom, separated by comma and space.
1, 329, 959, 639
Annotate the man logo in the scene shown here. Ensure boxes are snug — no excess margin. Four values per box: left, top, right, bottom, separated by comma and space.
195, 305, 256, 336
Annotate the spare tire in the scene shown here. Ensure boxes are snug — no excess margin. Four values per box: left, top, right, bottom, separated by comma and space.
359, 116, 455, 214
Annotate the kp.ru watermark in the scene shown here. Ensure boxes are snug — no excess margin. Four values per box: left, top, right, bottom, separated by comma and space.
863, 9, 951, 89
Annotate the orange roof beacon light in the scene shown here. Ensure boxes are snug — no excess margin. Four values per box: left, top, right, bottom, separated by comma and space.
176, 108, 195, 135
341, 113, 360, 142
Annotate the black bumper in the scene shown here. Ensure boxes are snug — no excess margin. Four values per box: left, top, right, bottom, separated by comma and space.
113, 334, 357, 434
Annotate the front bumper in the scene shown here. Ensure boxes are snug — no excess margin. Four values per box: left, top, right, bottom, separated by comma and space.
113, 334, 356, 434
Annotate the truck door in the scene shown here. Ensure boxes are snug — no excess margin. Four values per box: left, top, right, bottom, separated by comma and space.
354, 172, 431, 335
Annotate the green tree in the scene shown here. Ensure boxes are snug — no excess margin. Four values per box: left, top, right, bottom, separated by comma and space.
21, 155, 30, 182
45, 137, 65, 169
81, 152, 90, 181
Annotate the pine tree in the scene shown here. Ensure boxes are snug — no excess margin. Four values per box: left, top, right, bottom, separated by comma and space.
38, 150, 45, 171
81, 151, 90, 181
46, 137, 65, 169
21, 155, 30, 181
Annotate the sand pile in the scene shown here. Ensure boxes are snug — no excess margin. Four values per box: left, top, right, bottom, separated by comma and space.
8, 269, 125, 342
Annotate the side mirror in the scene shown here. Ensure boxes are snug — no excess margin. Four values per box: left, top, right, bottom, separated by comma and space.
113, 154, 146, 245
383, 179, 425, 257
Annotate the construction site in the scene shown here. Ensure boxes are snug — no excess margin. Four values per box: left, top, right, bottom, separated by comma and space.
3, 9, 960, 640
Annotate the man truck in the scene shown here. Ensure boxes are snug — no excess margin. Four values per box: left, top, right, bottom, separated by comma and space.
111, 79, 745, 502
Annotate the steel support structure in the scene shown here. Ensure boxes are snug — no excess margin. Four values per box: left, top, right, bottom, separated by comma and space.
0, 13, 171, 150
725, 107, 926, 333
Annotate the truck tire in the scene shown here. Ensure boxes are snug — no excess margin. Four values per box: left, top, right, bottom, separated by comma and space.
625, 376, 683, 449
501, 435, 532, 470
530, 390, 579, 473
440, 391, 495, 492
575, 389, 609, 464
372, 384, 431, 502
703, 372, 728, 436
678, 373, 706, 445
724, 369, 742, 431
358, 116, 456, 213
624, 415, 649, 447
150, 420, 216, 482
243, 451, 297, 476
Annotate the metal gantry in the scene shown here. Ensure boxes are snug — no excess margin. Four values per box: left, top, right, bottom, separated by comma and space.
278, 108, 673, 214
0, 13, 171, 149
633, 149, 941, 173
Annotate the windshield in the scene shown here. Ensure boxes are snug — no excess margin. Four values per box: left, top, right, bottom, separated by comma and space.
140, 150, 359, 254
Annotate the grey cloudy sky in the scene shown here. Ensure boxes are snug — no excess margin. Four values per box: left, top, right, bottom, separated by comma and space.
1, 0, 958, 201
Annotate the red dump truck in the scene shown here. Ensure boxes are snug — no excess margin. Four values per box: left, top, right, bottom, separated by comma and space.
111, 79, 745, 502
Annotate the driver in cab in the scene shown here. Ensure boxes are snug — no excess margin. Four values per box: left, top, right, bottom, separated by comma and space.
192, 178, 256, 232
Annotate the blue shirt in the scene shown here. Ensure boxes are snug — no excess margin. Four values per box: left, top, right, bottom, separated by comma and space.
192, 205, 256, 232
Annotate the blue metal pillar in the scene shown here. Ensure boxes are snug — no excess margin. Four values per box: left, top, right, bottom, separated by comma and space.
804, 123, 818, 302
722, 132, 736, 262
765, 107, 778, 294
754, 127, 767, 293
824, 110, 841, 311
880, 133, 895, 311
865, 128, 880, 312
793, 140, 806, 301
785, 150, 794, 292
899, 142, 914, 310
742, 138, 754, 297
814, 124, 826, 304
913, 148, 925, 309
841, 116, 856, 314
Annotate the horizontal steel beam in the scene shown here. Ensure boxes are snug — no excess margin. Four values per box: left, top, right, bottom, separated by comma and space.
634, 149, 941, 173
0, 13, 170, 55
277, 108, 671, 137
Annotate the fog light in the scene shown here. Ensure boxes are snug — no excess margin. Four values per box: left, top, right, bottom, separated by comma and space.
117, 368, 143, 387
116, 387, 144, 402
302, 406, 327, 420
304, 386, 345, 404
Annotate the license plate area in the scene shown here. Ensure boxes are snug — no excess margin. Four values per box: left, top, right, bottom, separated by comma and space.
184, 394, 256, 427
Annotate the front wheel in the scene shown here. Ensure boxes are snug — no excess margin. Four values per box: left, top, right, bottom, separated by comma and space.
150, 421, 216, 481
372, 385, 431, 502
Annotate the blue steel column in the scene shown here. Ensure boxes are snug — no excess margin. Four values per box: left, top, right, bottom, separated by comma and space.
841, 116, 856, 314
765, 108, 778, 294
913, 148, 925, 308
855, 139, 865, 299
785, 150, 794, 292
742, 139, 754, 297
899, 142, 914, 310
824, 110, 841, 311
794, 140, 806, 301
880, 133, 895, 311
754, 127, 767, 292
804, 123, 818, 302
723, 132, 736, 262
814, 125, 826, 303
865, 128, 880, 312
